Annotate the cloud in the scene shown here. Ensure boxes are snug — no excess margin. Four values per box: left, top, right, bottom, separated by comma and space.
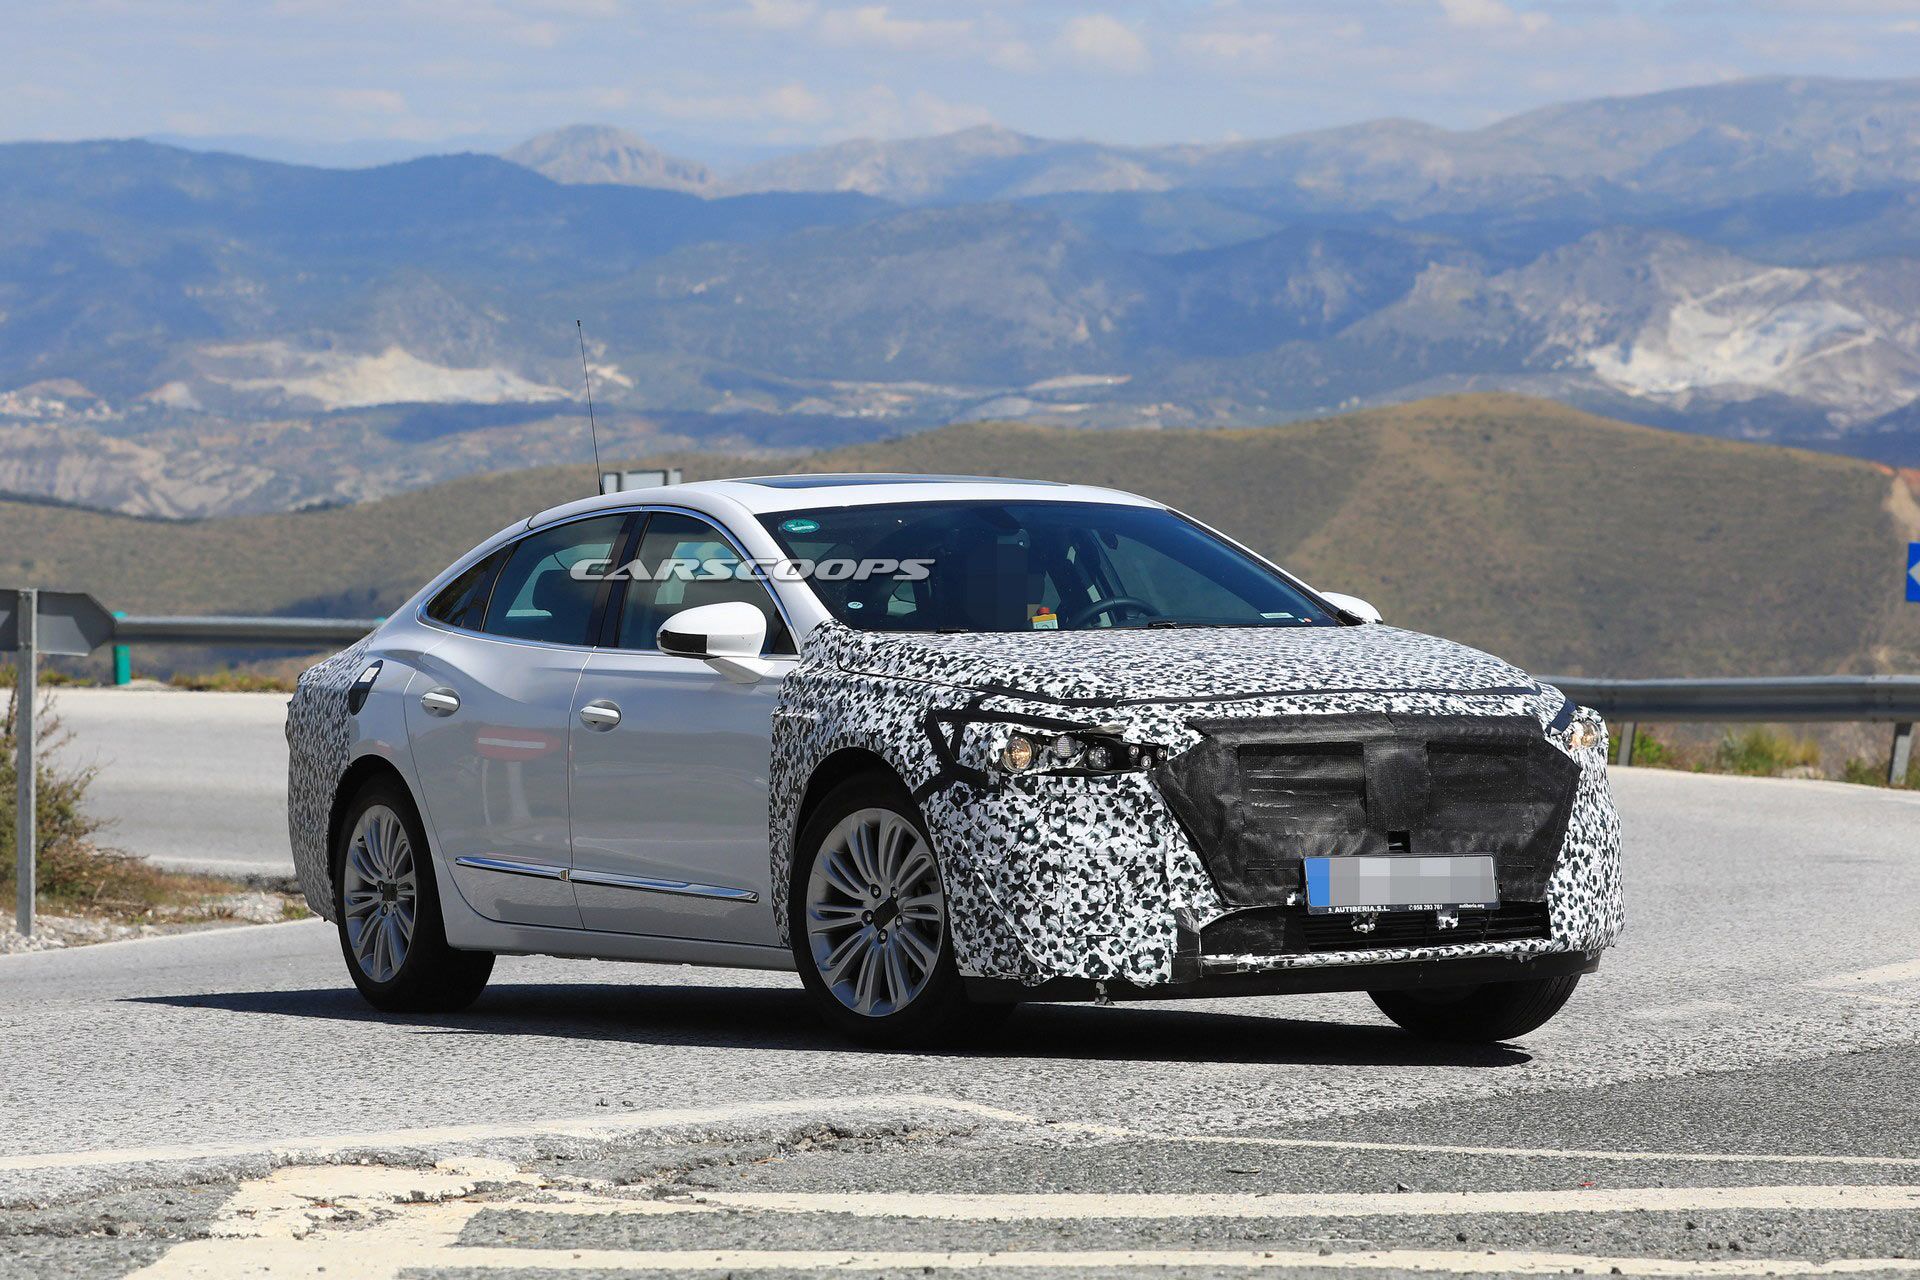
818, 5, 972, 50
1437, 0, 1548, 35
325, 87, 409, 115
717, 0, 816, 31
989, 39, 1040, 73
1179, 29, 1280, 70
1057, 13, 1149, 73
641, 80, 830, 125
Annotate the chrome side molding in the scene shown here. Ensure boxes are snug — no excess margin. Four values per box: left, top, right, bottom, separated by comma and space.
453, 855, 568, 882
454, 856, 757, 903
569, 867, 759, 902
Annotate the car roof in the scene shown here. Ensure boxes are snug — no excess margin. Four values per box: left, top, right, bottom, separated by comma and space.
526, 473, 1162, 529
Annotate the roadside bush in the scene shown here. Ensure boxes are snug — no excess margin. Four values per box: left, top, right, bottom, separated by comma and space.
1711, 727, 1821, 777
1840, 755, 1920, 789
1629, 728, 1680, 768
0, 667, 153, 911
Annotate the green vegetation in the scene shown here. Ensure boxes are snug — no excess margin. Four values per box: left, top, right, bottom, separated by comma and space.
1711, 727, 1822, 777
4, 394, 1920, 680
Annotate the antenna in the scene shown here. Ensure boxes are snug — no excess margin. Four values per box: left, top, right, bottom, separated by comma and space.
576, 319, 604, 494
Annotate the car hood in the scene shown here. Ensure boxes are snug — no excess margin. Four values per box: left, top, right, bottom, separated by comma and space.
825, 623, 1541, 706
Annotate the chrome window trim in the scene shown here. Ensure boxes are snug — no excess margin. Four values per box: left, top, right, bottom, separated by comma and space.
414, 508, 643, 650
454, 855, 569, 882
568, 867, 760, 902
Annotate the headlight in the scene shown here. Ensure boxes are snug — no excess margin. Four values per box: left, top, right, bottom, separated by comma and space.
1567, 719, 1601, 753
998, 728, 1160, 776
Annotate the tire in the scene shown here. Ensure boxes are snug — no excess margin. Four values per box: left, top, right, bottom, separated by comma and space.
1370, 974, 1580, 1043
789, 773, 1010, 1048
331, 776, 494, 1013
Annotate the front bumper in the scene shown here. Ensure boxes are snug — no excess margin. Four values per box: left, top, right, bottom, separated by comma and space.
925, 695, 1623, 988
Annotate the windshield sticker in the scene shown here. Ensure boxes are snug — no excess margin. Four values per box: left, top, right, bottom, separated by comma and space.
1031, 606, 1059, 631
779, 517, 821, 535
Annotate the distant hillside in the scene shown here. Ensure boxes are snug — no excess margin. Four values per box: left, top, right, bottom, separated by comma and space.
6, 394, 1917, 679
14, 77, 1920, 517
505, 126, 715, 193
730, 77, 1920, 212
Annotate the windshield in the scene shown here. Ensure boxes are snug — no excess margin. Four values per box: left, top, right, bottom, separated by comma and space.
759, 500, 1338, 633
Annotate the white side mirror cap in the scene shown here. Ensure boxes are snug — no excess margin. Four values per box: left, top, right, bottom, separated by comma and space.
658, 601, 773, 683
1320, 591, 1383, 624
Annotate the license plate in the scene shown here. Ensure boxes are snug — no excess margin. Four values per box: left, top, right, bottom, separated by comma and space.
1303, 855, 1498, 915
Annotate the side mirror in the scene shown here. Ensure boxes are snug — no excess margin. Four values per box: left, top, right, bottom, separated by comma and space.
657, 601, 773, 683
1320, 591, 1383, 624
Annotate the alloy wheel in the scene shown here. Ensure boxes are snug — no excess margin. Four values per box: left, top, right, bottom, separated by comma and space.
341, 804, 418, 984
804, 807, 946, 1017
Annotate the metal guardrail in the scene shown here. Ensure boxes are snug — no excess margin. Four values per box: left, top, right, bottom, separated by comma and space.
111, 615, 381, 647
1542, 674, 1918, 780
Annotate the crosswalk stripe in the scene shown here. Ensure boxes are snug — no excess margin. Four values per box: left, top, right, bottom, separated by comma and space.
423, 1246, 1920, 1275
688, 1184, 1920, 1219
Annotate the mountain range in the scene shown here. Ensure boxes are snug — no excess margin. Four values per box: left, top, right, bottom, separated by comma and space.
9, 75, 1920, 516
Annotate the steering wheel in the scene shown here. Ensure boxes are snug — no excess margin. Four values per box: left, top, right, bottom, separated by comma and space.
1063, 595, 1159, 630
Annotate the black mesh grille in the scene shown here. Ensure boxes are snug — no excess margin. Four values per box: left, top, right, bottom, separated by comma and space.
1204, 902, 1552, 957
1153, 712, 1580, 908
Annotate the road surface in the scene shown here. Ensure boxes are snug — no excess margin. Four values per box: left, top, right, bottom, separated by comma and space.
1, 768, 1917, 1277
23, 687, 292, 878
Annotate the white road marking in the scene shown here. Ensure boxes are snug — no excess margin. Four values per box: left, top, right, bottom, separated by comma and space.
1128, 1132, 1920, 1169
12, 1091, 1920, 1175
0, 1093, 1027, 1174
121, 1158, 1920, 1280
1808, 958, 1920, 989
690, 1185, 1920, 1219
304, 1248, 1920, 1275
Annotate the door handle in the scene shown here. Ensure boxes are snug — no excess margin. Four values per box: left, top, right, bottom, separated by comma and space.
578, 699, 622, 731
419, 686, 461, 717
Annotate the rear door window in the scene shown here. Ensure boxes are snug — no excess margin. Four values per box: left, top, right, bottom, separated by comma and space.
480, 515, 628, 645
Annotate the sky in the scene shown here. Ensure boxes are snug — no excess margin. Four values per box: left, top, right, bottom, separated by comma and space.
8, 1, 1920, 168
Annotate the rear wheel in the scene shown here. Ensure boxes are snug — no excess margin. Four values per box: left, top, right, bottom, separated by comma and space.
790, 775, 1008, 1048
332, 777, 493, 1013
1370, 974, 1580, 1043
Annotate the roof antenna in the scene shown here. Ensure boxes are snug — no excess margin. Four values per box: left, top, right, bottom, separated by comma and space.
576, 319, 604, 494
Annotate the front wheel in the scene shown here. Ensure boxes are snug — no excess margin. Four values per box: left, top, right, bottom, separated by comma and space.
332, 778, 493, 1013
1370, 974, 1580, 1043
790, 775, 1008, 1048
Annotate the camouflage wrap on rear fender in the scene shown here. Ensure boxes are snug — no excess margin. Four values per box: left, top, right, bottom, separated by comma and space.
285, 639, 371, 921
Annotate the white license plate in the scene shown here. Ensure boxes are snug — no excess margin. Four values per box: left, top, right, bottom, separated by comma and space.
1304, 855, 1498, 915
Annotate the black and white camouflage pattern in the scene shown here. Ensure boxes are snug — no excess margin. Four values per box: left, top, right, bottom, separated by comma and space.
285, 639, 371, 921
772, 621, 1623, 986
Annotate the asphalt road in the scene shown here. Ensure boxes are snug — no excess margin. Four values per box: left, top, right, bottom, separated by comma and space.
23, 687, 293, 878
2, 768, 1918, 1277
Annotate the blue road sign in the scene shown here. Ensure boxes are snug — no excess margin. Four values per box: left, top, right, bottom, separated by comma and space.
1909, 544, 1920, 603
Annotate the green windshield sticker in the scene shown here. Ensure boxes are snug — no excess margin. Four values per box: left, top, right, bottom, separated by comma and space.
780, 518, 821, 534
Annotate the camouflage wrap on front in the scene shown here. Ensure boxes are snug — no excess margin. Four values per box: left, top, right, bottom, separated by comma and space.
772, 622, 1623, 988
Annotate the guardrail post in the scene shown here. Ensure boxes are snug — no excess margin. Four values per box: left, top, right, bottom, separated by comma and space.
1615, 720, 1636, 767
1891, 722, 1914, 788
13, 588, 35, 938
112, 610, 130, 686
